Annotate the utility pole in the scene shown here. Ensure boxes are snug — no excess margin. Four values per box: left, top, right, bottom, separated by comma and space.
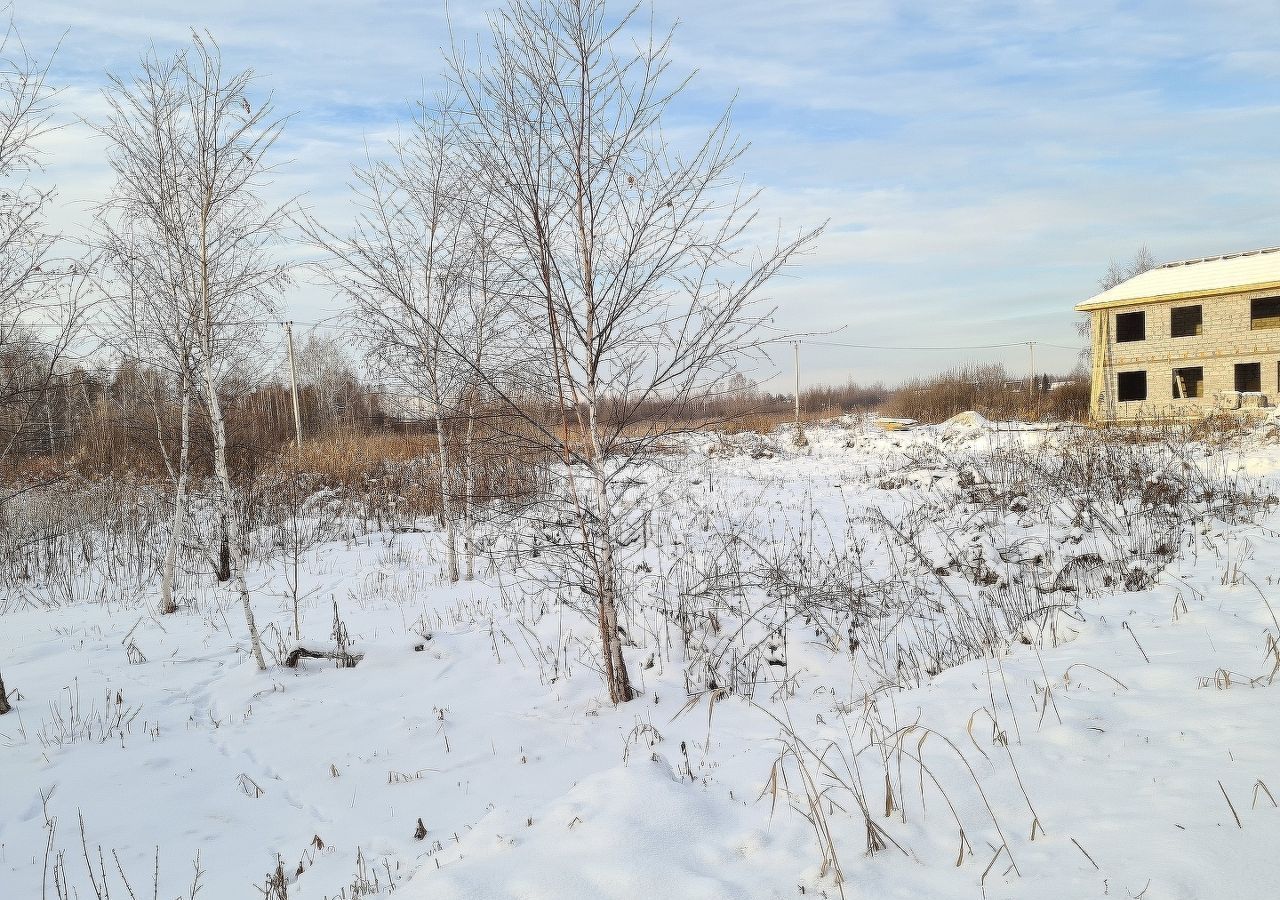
791, 339, 808, 446
1028, 341, 1036, 393
284, 320, 303, 448
793, 340, 801, 429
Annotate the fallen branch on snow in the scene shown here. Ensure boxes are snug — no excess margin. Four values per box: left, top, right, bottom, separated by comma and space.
284, 646, 364, 668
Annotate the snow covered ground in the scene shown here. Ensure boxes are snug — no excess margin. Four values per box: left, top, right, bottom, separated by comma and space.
3, 416, 1280, 898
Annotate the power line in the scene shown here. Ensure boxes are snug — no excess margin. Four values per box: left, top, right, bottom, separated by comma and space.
3, 314, 1088, 355
801, 338, 1082, 353
1038, 342, 1087, 351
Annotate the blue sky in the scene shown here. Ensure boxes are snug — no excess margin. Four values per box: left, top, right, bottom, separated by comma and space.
17, 0, 1280, 387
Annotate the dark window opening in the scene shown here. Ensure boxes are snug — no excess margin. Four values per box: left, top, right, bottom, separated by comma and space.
1115, 311, 1145, 342
1235, 362, 1261, 393
1172, 366, 1204, 399
1117, 370, 1147, 402
1170, 305, 1202, 337
1251, 297, 1280, 330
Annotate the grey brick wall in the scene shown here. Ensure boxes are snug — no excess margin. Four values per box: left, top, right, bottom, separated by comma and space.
1094, 287, 1280, 420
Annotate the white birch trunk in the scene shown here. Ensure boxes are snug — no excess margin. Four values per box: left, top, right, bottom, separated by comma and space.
201, 207, 267, 671
44, 391, 55, 453
433, 409, 460, 583
203, 364, 267, 670
584, 397, 632, 703
462, 397, 476, 581
159, 365, 192, 615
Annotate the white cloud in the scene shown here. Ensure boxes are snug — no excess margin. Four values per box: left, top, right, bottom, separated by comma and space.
12, 0, 1280, 384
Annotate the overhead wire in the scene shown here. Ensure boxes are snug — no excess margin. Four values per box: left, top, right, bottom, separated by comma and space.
800, 338, 1079, 352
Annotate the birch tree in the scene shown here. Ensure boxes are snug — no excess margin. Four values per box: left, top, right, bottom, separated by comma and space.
305, 103, 477, 583
447, 0, 821, 703
0, 18, 81, 466
0, 18, 88, 710
96, 33, 290, 668
294, 330, 361, 429
1077, 246, 1157, 364
456, 203, 511, 581
94, 230, 199, 615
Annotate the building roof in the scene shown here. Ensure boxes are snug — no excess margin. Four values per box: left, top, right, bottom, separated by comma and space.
1075, 245, 1280, 311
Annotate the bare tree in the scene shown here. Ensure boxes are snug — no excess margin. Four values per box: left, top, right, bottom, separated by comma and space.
0, 18, 83, 466
1077, 245, 1157, 363
446, 0, 821, 703
93, 232, 199, 615
305, 101, 479, 584
95, 33, 291, 668
294, 328, 361, 429
1098, 245, 1156, 292
456, 203, 513, 581
0, 17, 90, 710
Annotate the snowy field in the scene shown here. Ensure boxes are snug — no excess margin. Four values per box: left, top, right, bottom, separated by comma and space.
3, 416, 1280, 899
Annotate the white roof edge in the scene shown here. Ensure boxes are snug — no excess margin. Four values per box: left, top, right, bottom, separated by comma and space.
1156, 245, 1280, 269
1076, 244, 1280, 310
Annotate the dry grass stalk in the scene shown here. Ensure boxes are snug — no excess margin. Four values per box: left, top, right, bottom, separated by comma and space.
1219, 780, 1243, 828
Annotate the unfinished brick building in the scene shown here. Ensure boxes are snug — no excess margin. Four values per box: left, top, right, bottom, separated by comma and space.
1077, 246, 1280, 422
